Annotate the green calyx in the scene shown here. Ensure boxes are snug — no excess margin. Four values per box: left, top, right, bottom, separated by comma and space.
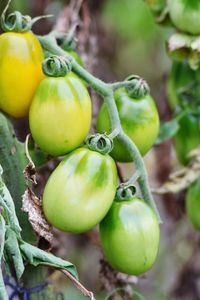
1, 9, 31, 33
85, 134, 113, 155
42, 56, 72, 77
1, 0, 53, 33
115, 184, 136, 201
125, 75, 150, 99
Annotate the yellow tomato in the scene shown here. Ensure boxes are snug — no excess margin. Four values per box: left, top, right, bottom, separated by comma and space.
29, 73, 92, 156
0, 31, 44, 117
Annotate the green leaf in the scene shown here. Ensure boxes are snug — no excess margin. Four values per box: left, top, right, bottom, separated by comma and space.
0, 167, 21, 235
0, 215, 5, 259
0, 268, 8, 300
0, 215, 8, 299
156, 119, 180, 144
4, 227, 24, 280
0, 113, 35, 243
20, 242, 78, 279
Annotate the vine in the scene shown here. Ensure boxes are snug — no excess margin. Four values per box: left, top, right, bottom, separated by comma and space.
38, 33, 161, 223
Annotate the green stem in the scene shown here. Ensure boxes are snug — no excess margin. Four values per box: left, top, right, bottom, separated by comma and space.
38, 34, 161, 222
107, 80, 138, 90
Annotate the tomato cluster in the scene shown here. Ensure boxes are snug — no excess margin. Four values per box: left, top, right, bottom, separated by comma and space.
0, 11, 160, 276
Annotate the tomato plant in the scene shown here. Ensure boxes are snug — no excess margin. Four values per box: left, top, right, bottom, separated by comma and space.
43, 145, 117, 233
96, 87, 159, 162
29, 58, 91, 156
0, 2, 164, 300
100, 186, 160, 275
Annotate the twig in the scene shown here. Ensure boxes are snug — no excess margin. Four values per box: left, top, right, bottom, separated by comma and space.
152, 147, 200, 195
53, 0, 84, 32
60, 269, 95, 300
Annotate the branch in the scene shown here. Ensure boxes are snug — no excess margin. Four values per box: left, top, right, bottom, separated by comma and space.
38, 34, 161, 222
60, 269, 95, 300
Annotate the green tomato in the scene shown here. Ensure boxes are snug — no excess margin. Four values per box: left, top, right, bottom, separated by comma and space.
174, 114, 200, 165
167, 61, 199, 110
100, 196, 160, 275
168, 0, 200, 35
43, 147, 117, 233
186, 179, 200, 231
96, 89, 160, 162
29, 72, 91, 156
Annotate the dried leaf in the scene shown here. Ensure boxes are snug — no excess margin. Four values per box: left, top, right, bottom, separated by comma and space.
22, 188, 53, 243
167, 33, 200, 70
23, 134, 37, 184
23, 162, 37, 185
152, 147, 200, 194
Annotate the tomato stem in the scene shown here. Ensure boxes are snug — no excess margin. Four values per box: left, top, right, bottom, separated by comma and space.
38, 33, 162, 223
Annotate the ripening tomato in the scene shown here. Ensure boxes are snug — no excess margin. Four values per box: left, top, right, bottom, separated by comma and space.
100, 195, 160, 275
96, 88, 159, 162
29, 72, 91, 156
186, 179, 200, 231
174, 114, 200, 165
43, 147, 117, 233
168, 0, 200, 35
0, 31, 44, 117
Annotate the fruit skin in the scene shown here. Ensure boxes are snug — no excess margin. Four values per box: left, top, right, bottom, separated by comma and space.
43, 147, 117, 233
0, 31, 44, 117
96, 88, 159, 162
174, 114, 200, 165
186, 179, 200, 231
100, 196, 160, 275
29, 72, 91, 156
168, 0, 200, 35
